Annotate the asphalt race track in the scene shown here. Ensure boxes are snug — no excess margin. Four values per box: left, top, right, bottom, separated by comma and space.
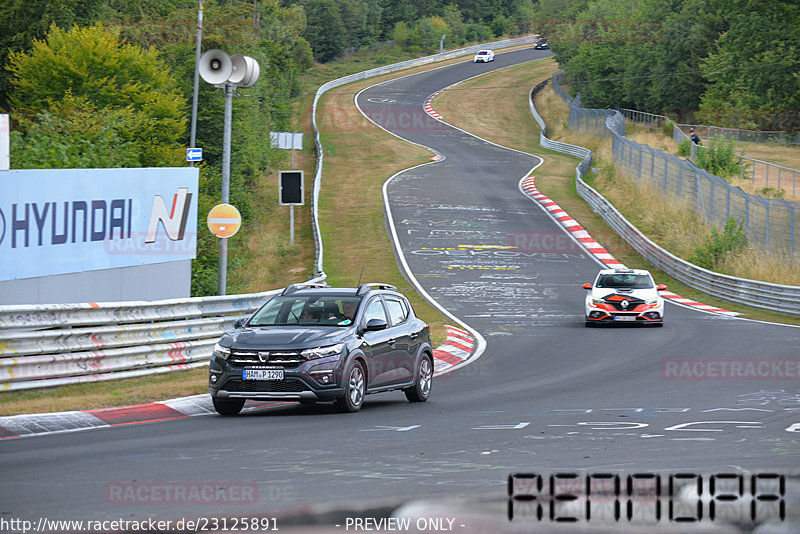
1, 48, 799, 530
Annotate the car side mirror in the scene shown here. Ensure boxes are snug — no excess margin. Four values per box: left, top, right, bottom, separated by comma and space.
364, 318, 388, 332
656, 284, 667, 291
582, 283, 591, 289
233, 318, 246, 329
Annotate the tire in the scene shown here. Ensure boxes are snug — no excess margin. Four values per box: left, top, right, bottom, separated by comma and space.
336, 360, 366, 413
405, 354, 433, 403
213, 397, 244, 416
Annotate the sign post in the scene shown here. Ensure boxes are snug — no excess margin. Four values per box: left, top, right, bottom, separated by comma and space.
186, 147, 203, 162
279, 170, 304, 246
270, 132, 303, 167
207, 203, 241, 295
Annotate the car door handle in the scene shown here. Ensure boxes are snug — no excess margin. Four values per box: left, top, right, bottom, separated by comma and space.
409, 333, 418, 341
388, 338, 397, 346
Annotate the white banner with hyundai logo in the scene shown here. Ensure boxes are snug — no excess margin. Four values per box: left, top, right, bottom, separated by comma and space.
0, 167, 198, 281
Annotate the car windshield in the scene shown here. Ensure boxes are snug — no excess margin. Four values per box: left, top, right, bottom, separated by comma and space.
249, 295, 361, 327
477, 51, 488, 55
596, 273, 654, 289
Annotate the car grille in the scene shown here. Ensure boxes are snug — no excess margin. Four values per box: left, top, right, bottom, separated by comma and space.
229, 350, 304, 367
603, 294, 645, 311
222, 378, 310, 393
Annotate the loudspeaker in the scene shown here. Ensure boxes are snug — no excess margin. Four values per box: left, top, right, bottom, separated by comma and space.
230, 55, 261, 88
199, 49, 232, 85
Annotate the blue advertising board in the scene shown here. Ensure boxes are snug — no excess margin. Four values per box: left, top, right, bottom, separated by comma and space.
0, 168, 199, 281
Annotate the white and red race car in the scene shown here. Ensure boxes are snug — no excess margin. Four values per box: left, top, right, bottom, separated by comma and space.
582, 268, 666, 326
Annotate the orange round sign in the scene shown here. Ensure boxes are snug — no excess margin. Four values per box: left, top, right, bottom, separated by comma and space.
207, 203, 242, 238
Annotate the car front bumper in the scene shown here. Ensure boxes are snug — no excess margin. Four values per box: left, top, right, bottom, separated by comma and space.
209, 354, 346, 402
585, 309, 663, 324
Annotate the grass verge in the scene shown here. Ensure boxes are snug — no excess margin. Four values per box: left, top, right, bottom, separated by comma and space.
433, 58, 800, 326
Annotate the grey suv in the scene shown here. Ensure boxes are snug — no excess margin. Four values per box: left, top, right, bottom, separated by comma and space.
209, 283, 434, 414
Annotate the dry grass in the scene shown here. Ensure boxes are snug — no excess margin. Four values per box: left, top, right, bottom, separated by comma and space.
589, 167, 709, 259
716, 250, 800, 287
626, 123, 679, 154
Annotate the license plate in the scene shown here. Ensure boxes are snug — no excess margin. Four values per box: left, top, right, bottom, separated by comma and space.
613, 316, 637, 322
243, 369, 284, 380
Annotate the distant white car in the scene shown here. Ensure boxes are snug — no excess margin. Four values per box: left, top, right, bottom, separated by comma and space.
473, 50, 494, 63
582, 268, 666, 326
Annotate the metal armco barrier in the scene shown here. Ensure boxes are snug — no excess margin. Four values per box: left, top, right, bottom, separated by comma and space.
0, 38, 536, 392
0, 290, 284, 391
533, 75, 800, 316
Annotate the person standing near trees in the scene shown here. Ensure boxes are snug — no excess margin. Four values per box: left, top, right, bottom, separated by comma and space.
689, 128, 702, 145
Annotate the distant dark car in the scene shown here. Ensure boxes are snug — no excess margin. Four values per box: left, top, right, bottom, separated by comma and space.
209, 283, 433, 414
534, 40, 549, 50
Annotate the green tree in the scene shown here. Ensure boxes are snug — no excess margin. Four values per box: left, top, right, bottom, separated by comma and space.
303, 0, 347, 62
416, 17, 449, 53
8, 23, 185, 166
698, 0, 800, 130
393, 20, 411, 48
10, 93, 140, 168
0, 0, 103, 108
442, 4, 466, 47
338, 0, 369, 48
490, 14, 508, 37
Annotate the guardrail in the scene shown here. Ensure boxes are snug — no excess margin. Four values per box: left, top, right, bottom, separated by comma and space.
532, 75, 800, 316
0, 290, 282, 391
0, 37, 538, 392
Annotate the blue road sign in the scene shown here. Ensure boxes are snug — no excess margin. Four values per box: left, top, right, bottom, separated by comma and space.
186, 147, 203, 162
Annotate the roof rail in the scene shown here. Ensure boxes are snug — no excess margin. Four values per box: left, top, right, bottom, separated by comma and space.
356, 283, 397, 296
281, 282, 328, 296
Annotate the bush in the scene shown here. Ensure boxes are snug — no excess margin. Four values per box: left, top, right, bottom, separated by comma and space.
677, 139, 692, 157
465, 23, 492, 43
662, 119, 676, 138
690, 218, 747, 270
694, 139, 741, 179
758, 187, 786, 199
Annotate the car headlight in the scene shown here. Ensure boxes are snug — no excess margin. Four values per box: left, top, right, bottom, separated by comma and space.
645, 299, 658, 305
592, 298, 604, 304
302, 343, 345, 360
213, 342, 231, 360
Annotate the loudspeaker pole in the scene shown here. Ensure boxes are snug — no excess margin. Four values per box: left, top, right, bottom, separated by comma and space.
218, 81, 233, 296
198, 47, 260, 296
